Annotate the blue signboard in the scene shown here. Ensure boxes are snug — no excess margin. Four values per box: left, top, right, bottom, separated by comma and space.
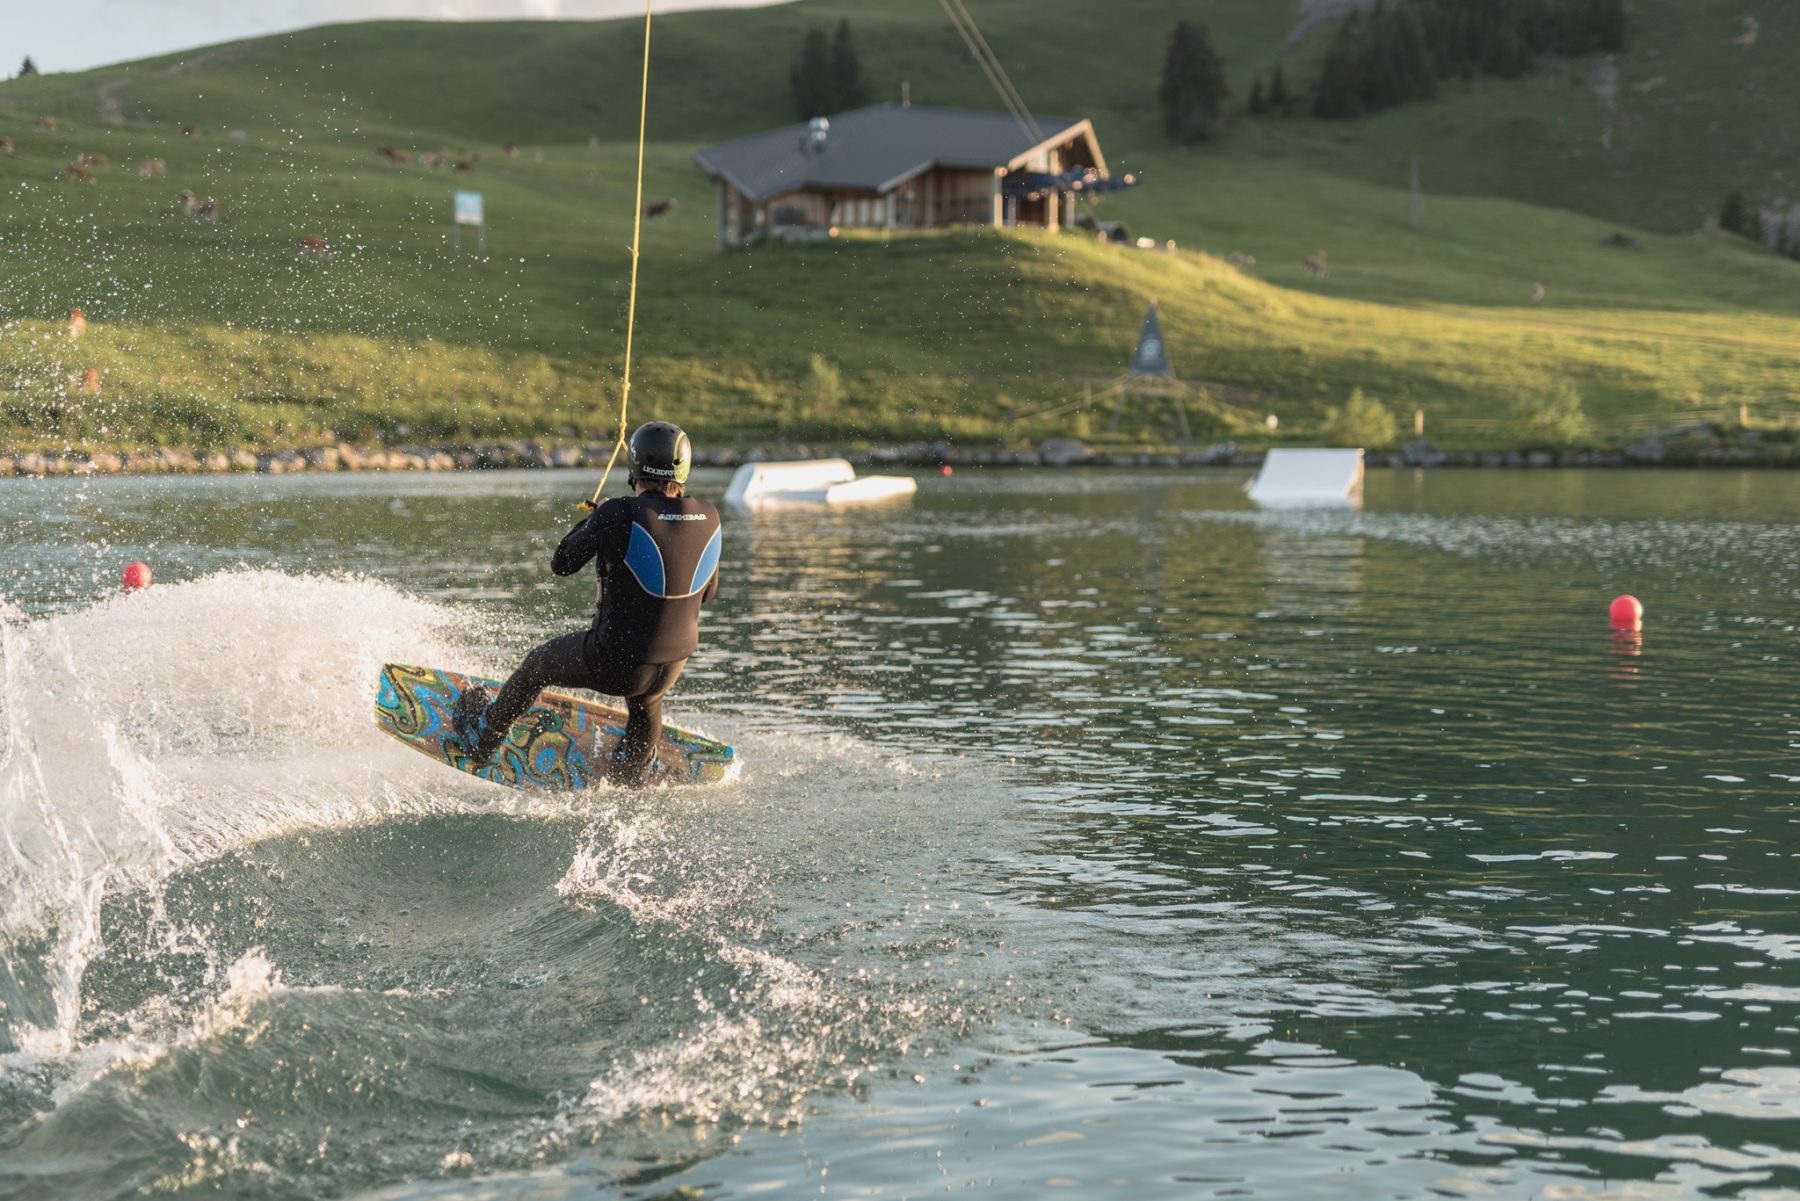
1130, 303, 1173, 378
454, 190, 484, 226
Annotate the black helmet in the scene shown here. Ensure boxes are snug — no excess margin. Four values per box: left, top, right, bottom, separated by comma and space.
628, 420, 691, 485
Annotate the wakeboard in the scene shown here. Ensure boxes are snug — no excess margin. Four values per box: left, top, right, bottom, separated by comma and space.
374, 662, 738, 790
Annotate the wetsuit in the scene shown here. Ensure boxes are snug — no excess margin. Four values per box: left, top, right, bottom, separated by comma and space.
478, 490, 722, 783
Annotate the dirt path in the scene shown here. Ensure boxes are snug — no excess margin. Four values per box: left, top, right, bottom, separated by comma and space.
93, 44, 239, 125
95, 77, 127, 124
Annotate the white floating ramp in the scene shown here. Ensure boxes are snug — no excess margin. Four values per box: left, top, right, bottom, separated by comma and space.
725, 458, 918, 508
1245, 448, 1365, 508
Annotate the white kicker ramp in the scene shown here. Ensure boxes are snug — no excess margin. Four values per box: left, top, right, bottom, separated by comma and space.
725, 459, 918, 508
1246, 448, 1365, 508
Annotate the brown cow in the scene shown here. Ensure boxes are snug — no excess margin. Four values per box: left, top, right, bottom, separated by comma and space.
182, 124, 198, 136
196, 197, 219, 222
454, 160, 475, 172
68, 308, 86, 340
76, 152, 108, 168
178, 189, 201, 217
379, 146, 413, 162
296, 235, 331, 257
504, 142, 518, 158
0, 137, 13, 154
642, 197, 677, 219
81, 368, 101, 393
1302, 250, 1329, 279
138, 158, 167, 177
67, 163, 95, 184
34, 116, 57, 131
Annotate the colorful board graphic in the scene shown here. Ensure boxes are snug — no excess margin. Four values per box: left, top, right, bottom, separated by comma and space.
373, 662, 738, 791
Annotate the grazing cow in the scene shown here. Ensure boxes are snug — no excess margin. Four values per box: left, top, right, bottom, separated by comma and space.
68, 308, 86, 339
1227, 251, 1256, 268
81, 368, 101, 393
642, 197, 676, 219
196, 197, 219, 222
0, 137, 12, 154
454, 160, 475, 172
179, 189, 201, 217
34, 116, 57, 131
76, 152, 109, 168
1302, 250, 1329, 279
420, 153, 445, 169
138, 158, 167, 177
504, 142, 518, 158
67, 163, 95, 184
182, 124, 199, 136
1601, 231, 1641, 250
379, 146, 413, 162
296, 234, 331, 257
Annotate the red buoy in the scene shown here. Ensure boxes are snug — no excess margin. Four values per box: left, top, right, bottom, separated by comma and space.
1608, 594, 1642, 629
940, 464, 954, 476
123, 561, 153, 592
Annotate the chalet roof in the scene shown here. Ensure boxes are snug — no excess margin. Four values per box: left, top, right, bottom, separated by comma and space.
693, 103, 1098, 203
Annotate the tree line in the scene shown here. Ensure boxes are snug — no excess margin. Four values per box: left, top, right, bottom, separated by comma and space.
1160, 0, 1631, 141
1720, 192, 1800, 262
790, 20, 867, 119
1310, 0, 1629, 121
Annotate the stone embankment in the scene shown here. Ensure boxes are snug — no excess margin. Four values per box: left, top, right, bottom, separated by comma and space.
0, 429, 1791, 478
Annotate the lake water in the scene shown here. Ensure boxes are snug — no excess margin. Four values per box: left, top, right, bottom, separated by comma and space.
0, 467, 1795, 1200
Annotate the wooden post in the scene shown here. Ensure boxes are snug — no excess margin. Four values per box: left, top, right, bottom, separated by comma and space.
1739, 402, 1749, 427
1414, 408, 1425, 437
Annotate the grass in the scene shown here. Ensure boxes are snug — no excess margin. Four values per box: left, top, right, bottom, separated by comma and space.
0, 0, 1797, 455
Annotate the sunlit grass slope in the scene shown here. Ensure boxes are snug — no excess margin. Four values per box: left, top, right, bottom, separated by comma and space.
0, 0, 1797, 453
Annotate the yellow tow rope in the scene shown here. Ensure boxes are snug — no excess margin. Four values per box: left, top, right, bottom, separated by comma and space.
582, 0, 656, 512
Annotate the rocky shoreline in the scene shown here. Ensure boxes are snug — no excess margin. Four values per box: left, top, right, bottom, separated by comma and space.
0, 429, 1791, 478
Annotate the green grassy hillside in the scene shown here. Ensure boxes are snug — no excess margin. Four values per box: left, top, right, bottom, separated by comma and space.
0, 0, 1797, 456
9, 0, 1791, 229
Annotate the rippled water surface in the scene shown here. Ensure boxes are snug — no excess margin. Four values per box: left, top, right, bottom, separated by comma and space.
0, 467, 1796, 1200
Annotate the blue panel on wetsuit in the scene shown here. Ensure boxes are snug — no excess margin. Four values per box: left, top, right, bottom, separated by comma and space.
623, 522, 667, 596
689, 527, 722, 597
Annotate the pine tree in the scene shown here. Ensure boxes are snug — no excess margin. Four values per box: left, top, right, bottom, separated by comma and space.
790, 29, 834, 119
1360, 1, 1401, 111
1314, 15, 1365, 119
830, 19, 867, 111
1248, 76, 1267, 115
1720, 191, 1747, 237
1390, 4, 1436, 103
1592, 0, 1629, 52
19, 56, 38, 77
1268, 62, 1290, 114
1480, 16, 1529, 78
1158, 20, 1230, 142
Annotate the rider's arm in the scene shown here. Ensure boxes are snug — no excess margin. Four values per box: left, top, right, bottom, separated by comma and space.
552, 499, 625, 576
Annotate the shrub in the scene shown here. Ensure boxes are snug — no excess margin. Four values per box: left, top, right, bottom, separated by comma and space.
803, 353, 843, 421
1323, 386, 1399, 447
1510, 381, 1592, 448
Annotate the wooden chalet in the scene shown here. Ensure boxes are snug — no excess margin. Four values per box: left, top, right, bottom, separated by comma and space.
692, 103, 1124, 251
